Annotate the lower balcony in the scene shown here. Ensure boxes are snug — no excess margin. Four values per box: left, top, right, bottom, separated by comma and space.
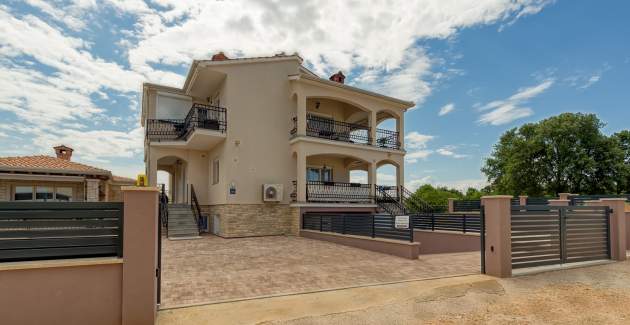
146, 103, 226, 149
292, 181, 373, 204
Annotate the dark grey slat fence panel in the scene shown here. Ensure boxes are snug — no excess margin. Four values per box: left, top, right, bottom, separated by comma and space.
411, 214, 481, 233
564, 206, 610, 263
302, 213, 412, 242
510, 205, 610, 269
510, 206, 562, 269
453, 200, 481, 212
0, 202, 123, 262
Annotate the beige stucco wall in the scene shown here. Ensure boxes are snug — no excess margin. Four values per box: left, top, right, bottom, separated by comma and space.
0, 180, 85, 201
306, 97, 366, 122
149, 147, 210, 204
0, 260, 123, 325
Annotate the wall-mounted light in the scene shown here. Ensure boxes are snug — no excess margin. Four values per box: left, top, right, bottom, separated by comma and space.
315, 101, 320, 109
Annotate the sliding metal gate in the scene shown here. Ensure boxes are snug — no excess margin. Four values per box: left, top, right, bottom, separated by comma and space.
511, 205, 610, 269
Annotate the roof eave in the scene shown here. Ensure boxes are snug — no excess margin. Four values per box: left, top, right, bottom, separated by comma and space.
291, 73, 416, 109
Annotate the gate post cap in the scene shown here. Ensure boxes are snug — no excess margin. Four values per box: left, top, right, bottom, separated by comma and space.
481, 195, 513, 200
121, 186, 159, 192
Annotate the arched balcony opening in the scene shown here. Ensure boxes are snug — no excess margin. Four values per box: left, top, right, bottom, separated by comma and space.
293, 152, 374, 203
156, 156, 188, 204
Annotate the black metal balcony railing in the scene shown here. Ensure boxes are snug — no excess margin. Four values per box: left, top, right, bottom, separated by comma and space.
291, 115, 401, 150
375, 128, 401, 150
146, 103, 226, 141
292, 180, 372, 203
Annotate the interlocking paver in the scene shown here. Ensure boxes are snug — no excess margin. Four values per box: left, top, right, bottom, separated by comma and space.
160, 235, 479, 308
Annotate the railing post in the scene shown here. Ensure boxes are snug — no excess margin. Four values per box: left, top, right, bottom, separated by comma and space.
431, 214, 435, 231
597, 199, 627, 261
463, 214, 467, 233
372, 215, 375, 238
319, 215, 323, 232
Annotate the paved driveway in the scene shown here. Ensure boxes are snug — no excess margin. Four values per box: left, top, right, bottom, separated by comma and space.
160, 235, 479, 308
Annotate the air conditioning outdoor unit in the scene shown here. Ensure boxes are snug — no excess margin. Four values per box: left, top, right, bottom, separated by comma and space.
263, 184, 283, 202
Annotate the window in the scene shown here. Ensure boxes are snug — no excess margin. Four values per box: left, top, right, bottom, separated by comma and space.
55, 187, 73, 201
36, 186, 54, 201
14, 186, 33, 201
306, 167, 333, 182
321, 167, 333, 182
212, 158, 219, 185
307, 167, 320, 182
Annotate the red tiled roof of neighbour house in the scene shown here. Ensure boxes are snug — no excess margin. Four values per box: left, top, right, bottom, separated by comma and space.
111, 175, 136, 184
0, 155, 111, 175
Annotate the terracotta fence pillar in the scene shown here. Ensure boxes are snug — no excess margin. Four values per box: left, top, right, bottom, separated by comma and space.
558, 193, 572, 201
598, 199, 627, 261
447, 198, 455, 213
482, 195, 513, 278
121, 187, 159, 325
518, 195, 528, 206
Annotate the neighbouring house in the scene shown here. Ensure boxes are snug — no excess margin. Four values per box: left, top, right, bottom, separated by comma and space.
0, 145, 135, 202
142, 52, 414, 238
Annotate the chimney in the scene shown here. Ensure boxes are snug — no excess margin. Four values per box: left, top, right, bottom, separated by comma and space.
211, 52, 229, 61
54, 145, 74, 161
329, 71, 345, 84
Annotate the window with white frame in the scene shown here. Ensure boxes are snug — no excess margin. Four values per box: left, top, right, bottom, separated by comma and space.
13, 185, 74, 201
306, 166, 333, 182
14, 186, 34, 201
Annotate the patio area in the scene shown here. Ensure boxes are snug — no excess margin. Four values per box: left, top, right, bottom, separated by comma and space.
160, 235, 480, 309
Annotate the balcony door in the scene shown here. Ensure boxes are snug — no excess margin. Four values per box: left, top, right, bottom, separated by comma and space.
307, 166, 333, 182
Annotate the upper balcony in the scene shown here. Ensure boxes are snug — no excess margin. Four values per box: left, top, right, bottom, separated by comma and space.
291, 114, 401, 150
146, 103, 227, 149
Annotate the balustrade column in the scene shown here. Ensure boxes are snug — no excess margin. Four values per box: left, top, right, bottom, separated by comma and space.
369, 110, 377, 145
296, 149, 307, 202
368, 162, 377, 200
297, 93, 307, 136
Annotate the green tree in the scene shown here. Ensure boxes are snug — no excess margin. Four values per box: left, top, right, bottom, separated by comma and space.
482, 113, 625, 196
411, 184, 463, 208
611, 130, 630, 193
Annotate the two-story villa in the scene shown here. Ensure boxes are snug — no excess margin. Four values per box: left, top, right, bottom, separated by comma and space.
142, 53, 413, 238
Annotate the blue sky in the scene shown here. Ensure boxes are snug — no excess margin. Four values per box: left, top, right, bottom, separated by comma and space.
0, 1, 628, 190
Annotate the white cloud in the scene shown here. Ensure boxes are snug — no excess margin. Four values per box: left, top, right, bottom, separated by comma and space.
478, 79, 553, 125
405, 131, 434, 149
436, 146, 467, 159
25, 0, 87, 30
405, 150, 433, 164
404, 131, 435, 163
438, 103, 455, 116
564, 64, 610, 90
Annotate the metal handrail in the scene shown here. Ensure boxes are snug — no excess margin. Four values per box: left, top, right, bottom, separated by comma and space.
189, 184, 202, 232
400, 186, 436, 213
375, 185, 406, 216
159, 184, 169, 228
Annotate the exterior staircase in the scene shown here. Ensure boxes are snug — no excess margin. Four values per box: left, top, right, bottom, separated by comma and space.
166, 204, 200, 239
375, 185, 436, 216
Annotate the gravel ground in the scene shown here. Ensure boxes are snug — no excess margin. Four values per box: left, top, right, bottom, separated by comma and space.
271, 260, 630, 325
